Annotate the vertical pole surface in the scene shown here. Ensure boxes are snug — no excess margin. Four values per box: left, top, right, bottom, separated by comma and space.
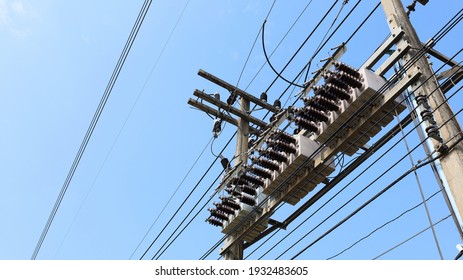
381, 0, 463, 232
223, 96, 250, 260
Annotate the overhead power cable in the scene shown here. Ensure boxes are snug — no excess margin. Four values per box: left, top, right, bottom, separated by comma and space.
130, 136, 212, 259
326, 190, 442, 259
262, 0, 342, 92
138, 135, 233, 259
373, 215, 452, 260
244, 0, 316, 91
290, 123, 463, 260
52, 0, 193, 260
31, 0, 153, 260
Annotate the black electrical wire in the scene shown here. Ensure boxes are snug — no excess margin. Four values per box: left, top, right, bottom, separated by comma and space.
303, 0, 346, 82
244, 0, 316, 92
227, 0, 277, 107
152, 168, 225, 259
373, 215, 452, 260
326, 190, 442, 259
138, 134, 234, 259
345, 2, 381, 45
291, 134, 463, 260
51, 0, 193, 260
262, 19, 305, 88
31, 0, 153, 260
263, 0, 342, 93
130, 136, 212, 259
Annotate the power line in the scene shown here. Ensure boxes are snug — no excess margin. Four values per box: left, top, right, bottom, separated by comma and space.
137, 135, 233, 259
235, 0, 277, 90
152, 171, 223, 259
289, 117, 463, 260
372, 215, 452, 260
31, 0, 153, 260
326, 190, 442, 259
130, 136, 212, 259
395, 112, 444, 259
263, 0, 342, 92
243, 0, 316, 91
52, 0, 193, 259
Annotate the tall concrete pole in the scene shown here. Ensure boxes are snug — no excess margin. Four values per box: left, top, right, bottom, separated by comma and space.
223, 96, 250, 260
381, 0, 463, 232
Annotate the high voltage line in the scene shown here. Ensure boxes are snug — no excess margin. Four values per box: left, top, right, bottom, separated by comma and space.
31, 0, 153, 260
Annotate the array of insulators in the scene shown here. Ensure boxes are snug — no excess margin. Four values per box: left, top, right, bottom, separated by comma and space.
250, 155, 280, 171
334, 61, 361, 79
237, 193, 257, 206
271, 129, 297, 144
292, 61, 363, 134
265, 139, 296, 154
293, 107, 329, 123
206, 216, 223, 227
302, 96, 340, 112
257, 147, 289, 163
226, 185, 257, 196
248, 165, 273, 179
208, 208, 229, 221
240, 173, 265, 187
213, 202, 236, 215
220, 196, 241, 210
293, 116, 319, 133
313, 84, 350, 101
207, 129, 300, 228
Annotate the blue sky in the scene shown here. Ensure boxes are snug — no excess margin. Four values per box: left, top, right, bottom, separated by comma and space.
0, 0, 462, 260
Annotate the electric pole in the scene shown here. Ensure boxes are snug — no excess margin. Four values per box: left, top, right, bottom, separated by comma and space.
223, 97, 249, 260
381, 0, 463, 231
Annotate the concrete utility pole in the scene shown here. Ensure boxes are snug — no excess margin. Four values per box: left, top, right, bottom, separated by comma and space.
381, 0, 463, 231
223, 97, 249, 260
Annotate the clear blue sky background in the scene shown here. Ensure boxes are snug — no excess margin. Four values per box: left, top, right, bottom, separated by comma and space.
0, 0, 462, 260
